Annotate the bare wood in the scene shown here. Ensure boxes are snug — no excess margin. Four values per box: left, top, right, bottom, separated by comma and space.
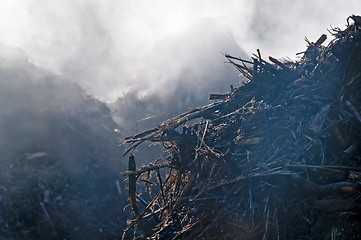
346, 100, 361, 123
121, 162, 171, 176
128, 154, 139, 217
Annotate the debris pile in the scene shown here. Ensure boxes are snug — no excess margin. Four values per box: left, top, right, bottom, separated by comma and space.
123, 16, 361, 239
0, 62, 126, 239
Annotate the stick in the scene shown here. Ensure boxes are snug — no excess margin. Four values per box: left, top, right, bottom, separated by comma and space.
269, 56, 288, 70
156, 169, 166, 204
257, 49, 262, 62
314, 34, 327, 46
128, 154, 139, 217
345, 100, 361, 123
121, 162, 170, 176
287, 164, 361, 171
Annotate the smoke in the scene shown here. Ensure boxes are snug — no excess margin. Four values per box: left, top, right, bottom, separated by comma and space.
0, 2, 359, 237
1, 0, 358, 102
0, 0, 359, 157
242, 0, 361, 59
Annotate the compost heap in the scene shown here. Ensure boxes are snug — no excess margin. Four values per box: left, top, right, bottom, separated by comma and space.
123, 16, 361, 239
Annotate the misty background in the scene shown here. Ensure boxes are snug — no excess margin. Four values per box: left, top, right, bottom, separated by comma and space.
1, 0, 360, 102
0, 0, 360, 238
1, 0, 359, 132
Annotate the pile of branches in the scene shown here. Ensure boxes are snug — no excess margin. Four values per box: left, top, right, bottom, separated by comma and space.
123, 15, 361, 239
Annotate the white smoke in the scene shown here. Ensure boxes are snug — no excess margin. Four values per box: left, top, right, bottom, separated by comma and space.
0, 0, 359, 101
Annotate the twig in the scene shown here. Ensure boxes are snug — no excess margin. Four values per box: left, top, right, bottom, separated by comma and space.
40, 201, 50, 220
345, 100, 361, 123
157, 169, 166, 204
287, 164, 361, 172
128, 154, 139, 217
121, 162, 170, 176
269, 56, 288, 70
121, 192, 161, 240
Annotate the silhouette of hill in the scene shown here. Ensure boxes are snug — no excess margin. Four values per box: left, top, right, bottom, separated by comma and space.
0, 46, 127, 239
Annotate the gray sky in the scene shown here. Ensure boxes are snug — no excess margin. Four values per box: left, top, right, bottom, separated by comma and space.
0, 0, 360, 101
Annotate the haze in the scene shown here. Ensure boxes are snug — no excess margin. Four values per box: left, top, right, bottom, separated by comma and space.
0, 0, 359, 101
